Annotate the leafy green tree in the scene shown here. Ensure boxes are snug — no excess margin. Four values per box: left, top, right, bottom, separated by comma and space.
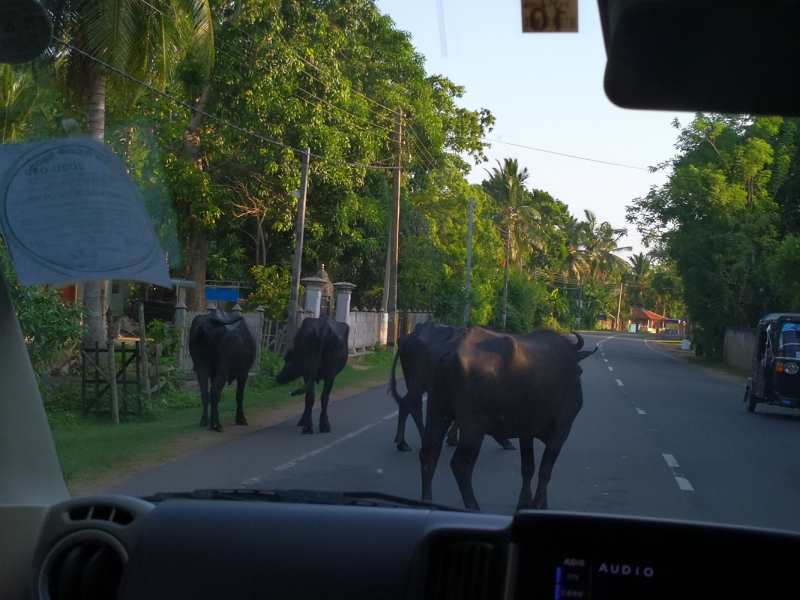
0, 243, 85, 378
628, 114, 782, 356
47, 0, 215, 344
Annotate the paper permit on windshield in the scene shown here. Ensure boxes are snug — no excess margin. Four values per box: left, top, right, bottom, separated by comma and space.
522, 0, 578, 33
0, 138, 172, 288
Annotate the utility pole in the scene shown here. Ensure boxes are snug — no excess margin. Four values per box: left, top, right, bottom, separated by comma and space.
383, 110, 403, 345
287, 147, 311, 347
501, 230, 510, 332
616, 280, 624, 332
463, 197, 474, 327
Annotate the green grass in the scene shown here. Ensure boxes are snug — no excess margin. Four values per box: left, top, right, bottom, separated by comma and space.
685, 355, 750, 379
49, 354, 394, 486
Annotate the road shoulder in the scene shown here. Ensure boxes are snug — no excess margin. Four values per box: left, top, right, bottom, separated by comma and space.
652, 340, 747, 386
65, 364, 394, 497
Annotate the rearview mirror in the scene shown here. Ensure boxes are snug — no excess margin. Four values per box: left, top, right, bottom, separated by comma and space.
599, 0, 800, 115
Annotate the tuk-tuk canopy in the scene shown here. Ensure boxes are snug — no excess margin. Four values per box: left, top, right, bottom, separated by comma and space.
759, 313, 800, 325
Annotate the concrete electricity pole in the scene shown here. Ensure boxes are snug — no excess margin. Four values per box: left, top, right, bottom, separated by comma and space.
287, 147, 311, 347
463, 197, 474, 326
616, 280, 624, 331
383, 110, 403, 345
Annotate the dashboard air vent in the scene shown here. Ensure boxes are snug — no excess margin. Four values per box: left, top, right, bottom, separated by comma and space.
69, 504, 135, 526
47, 540, 124, 600
426, 541, 502, 600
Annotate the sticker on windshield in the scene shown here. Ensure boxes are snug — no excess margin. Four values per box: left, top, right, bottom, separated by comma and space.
522, 0, 578, 33
0, 138, 172, 288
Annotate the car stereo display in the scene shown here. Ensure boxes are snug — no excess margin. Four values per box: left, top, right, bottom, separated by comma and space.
551, 557, 662, 600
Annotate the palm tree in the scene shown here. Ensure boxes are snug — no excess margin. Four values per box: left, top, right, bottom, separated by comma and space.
561, 216, 589, 283
51, 0, 214, 346
581, 210, 632, 281
627, 252, 652, 308
482, 158, 540, 330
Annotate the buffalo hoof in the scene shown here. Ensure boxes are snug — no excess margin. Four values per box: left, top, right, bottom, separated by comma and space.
302, 426, 314, 435
516, 502, 535, 511
236, 416, 248, 426
397, 442, 413, 452
199, 416, 208, 427
445, 436, 459, 447
499, 439, 516, 451
297, 417, 305, 427
319, 422, 331, 433
210, 423, 224, 433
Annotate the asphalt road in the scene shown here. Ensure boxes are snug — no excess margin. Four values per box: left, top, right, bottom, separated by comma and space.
111, 333, 800, 532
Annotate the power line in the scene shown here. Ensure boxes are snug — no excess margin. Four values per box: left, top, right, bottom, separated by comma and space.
482, 138, 651, 171
53, 38, 399, 171
403, 116, 439, 171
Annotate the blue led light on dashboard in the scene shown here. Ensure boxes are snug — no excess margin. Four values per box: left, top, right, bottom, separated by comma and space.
555, 584, 561, 599
557, 567, 563, 583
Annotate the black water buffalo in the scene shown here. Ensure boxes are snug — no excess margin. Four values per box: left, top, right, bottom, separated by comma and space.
189, 310, 257, 432
277, 316, 349, 434
390, 321, 514, 451
420, 328, 596, 511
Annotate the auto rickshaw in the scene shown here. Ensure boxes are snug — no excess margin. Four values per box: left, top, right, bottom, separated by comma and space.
745, 314, 800, 412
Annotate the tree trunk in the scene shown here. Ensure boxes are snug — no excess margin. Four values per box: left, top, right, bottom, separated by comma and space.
83, 75, 108, 348
185, 220, 207, 312
502, 230, 510, 332
182, 85, 212, 311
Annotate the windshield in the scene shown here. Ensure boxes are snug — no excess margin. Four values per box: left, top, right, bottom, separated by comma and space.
779, 324, 800, 357
5, 0, 800, 533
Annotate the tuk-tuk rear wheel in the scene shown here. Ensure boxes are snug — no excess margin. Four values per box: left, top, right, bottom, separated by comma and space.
745, 388, 757, 413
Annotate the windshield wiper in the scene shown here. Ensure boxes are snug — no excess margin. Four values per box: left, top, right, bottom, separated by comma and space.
141, 488, 472, 512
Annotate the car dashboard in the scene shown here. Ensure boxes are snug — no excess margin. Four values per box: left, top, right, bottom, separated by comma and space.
28, 493, 800, 600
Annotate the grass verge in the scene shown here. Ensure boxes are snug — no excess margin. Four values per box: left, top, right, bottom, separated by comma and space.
49, 351, 395, 490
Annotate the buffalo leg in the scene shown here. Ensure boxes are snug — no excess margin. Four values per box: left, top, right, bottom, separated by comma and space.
396, 395, 423, 452
235, 376, 248, 426
516, 436, 536, 510
209, 375, 226, 432
450, 424, 484, 510
318, 378, 333, 433
394, 398, 412, 451
445, 422, 459, 447
197, 370, 210, 427
420, 409, 452, 502
532, 440, 565, 510
300, 382, 315, 434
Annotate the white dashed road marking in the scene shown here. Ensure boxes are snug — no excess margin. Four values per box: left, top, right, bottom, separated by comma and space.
604, 359, 608, 362
616, 379, 624, 386
636, 408, 646, 415
608, 366, 614, 371
662, 454, 694, 491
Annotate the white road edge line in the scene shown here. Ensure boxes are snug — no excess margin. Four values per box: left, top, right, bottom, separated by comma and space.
244, 410, 399, 484
616, 379, 624, 386
645, 339, 680, 361
675, 477, 695, 491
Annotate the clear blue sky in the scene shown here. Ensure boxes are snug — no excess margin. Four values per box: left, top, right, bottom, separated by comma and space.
375, 0, 693, 257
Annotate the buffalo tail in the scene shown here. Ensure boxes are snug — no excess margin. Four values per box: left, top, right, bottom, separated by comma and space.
389, 350, 403, 404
